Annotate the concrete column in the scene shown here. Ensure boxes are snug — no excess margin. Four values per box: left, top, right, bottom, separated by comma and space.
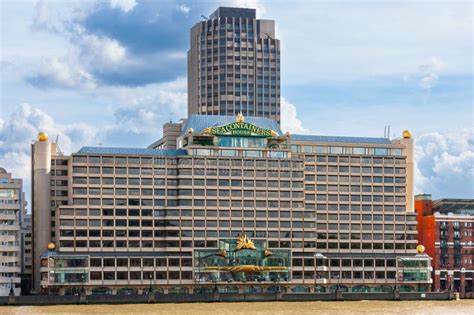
460, 272, 465, 298
8, 289, 16, 305
400, 134, 415, 212
32, 137, 52, 292
394, 289, 400, 300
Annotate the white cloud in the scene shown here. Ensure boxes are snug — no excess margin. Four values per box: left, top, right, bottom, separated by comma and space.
0, 151, 32, 192
178, 4, 190, 14
418, 57, 444, 90
0, 103, 100, 155
234, 0, 266, 17
106, 86, 187, 143
25, 32, 129, 90
31, 0, 50, 30
272, 2, 472, 84
109, 0, 137, 13
0, 104, 101, 211
414, 129, 474, 198
26, 58, 96, 90
78, 34, 127, 65
280, 97, 309, 134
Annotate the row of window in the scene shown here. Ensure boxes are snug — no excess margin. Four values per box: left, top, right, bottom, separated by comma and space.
313, 204, 407, 212
60, 227, 414, 239
304, 155, 404, 165
70, 198, 409, 210
316, 213, 416, 222
294, 270, 397, 280
72, 188, 304, 199
308, 195, 406, 203
62, 208, 311, 218
73, 177, 304, 187
73, 156, 303, 168
306, 175, 406, 183
58, 240, 416, 250
293, 146, 403, 156
90, 257, 190, 267
192, 149, 287, 158
72, 198, 304, 208
73, 166, 304, 177
62, 209, 416, 221
307, 184, 406, 192
306, 165, 405, 173
316, 223, 416, 231
293, 258, 397, 267
89, 270, 192, 281
59, 219, 312, 229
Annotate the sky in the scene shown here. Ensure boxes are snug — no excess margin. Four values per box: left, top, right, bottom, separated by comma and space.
0, 0, 473, 205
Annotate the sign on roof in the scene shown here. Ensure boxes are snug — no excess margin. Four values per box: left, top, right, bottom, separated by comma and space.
205, 121, 277, 137
203, 113, 277, 138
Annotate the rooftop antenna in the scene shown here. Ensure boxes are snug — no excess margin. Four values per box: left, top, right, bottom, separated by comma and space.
201, 15, 208, 20
55, 134, 64, 155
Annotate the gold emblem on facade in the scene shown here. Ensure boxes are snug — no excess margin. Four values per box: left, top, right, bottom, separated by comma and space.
236, 112, 245, 123
216, 250, 227, 257
235, 234, 256, 251
204, 265, 286, 273
264, 250, 273, 257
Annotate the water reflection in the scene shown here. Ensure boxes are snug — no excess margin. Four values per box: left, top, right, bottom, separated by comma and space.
2, 301, 474, 315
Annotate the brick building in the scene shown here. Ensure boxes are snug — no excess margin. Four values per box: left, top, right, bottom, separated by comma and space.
416, 195, 474, 298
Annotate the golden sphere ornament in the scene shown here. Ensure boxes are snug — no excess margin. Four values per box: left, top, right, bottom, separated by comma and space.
402, 130, 412, 139
37, 132, 49, 142
47, 242, 56, 251
416, 244, 425, 254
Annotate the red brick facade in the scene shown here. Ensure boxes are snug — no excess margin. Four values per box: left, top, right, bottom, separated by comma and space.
415, 196, 474, 298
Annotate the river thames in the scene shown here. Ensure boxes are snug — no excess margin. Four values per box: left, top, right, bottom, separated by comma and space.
1, 301, 473, 315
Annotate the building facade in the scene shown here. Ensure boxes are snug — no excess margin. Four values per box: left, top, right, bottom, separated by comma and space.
32, 115, 431, 295
20, 214, 32, 294
31, 133, 69, 293
188, 7, 281, 124
416, 195, 473, 298
0, 168, 26, 296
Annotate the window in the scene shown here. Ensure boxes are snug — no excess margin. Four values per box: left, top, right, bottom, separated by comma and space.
391, 149, 402, 156
374, 148, 388, 156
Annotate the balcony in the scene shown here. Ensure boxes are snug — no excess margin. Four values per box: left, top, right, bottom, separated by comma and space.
0, 214, 17, 220
0, 266, 21, 273
0, 224, 20, 231
0, 245, 20, 252
0, 277, 21, 284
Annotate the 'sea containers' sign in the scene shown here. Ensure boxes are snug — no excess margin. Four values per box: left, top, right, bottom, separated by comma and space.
208, 122, 274, 137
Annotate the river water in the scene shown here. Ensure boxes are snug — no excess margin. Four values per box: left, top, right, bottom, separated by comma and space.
1, 301, 473, 315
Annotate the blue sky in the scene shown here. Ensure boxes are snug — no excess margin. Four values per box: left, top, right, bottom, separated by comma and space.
0, 0, 473, 201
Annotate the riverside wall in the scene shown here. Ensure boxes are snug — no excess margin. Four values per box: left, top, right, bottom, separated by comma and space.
0, 291, 454, 306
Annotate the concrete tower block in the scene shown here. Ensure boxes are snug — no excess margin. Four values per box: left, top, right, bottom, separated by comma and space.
32, 133, 52, 291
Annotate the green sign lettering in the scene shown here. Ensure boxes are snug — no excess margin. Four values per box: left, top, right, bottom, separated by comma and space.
207, 122, 275, 137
